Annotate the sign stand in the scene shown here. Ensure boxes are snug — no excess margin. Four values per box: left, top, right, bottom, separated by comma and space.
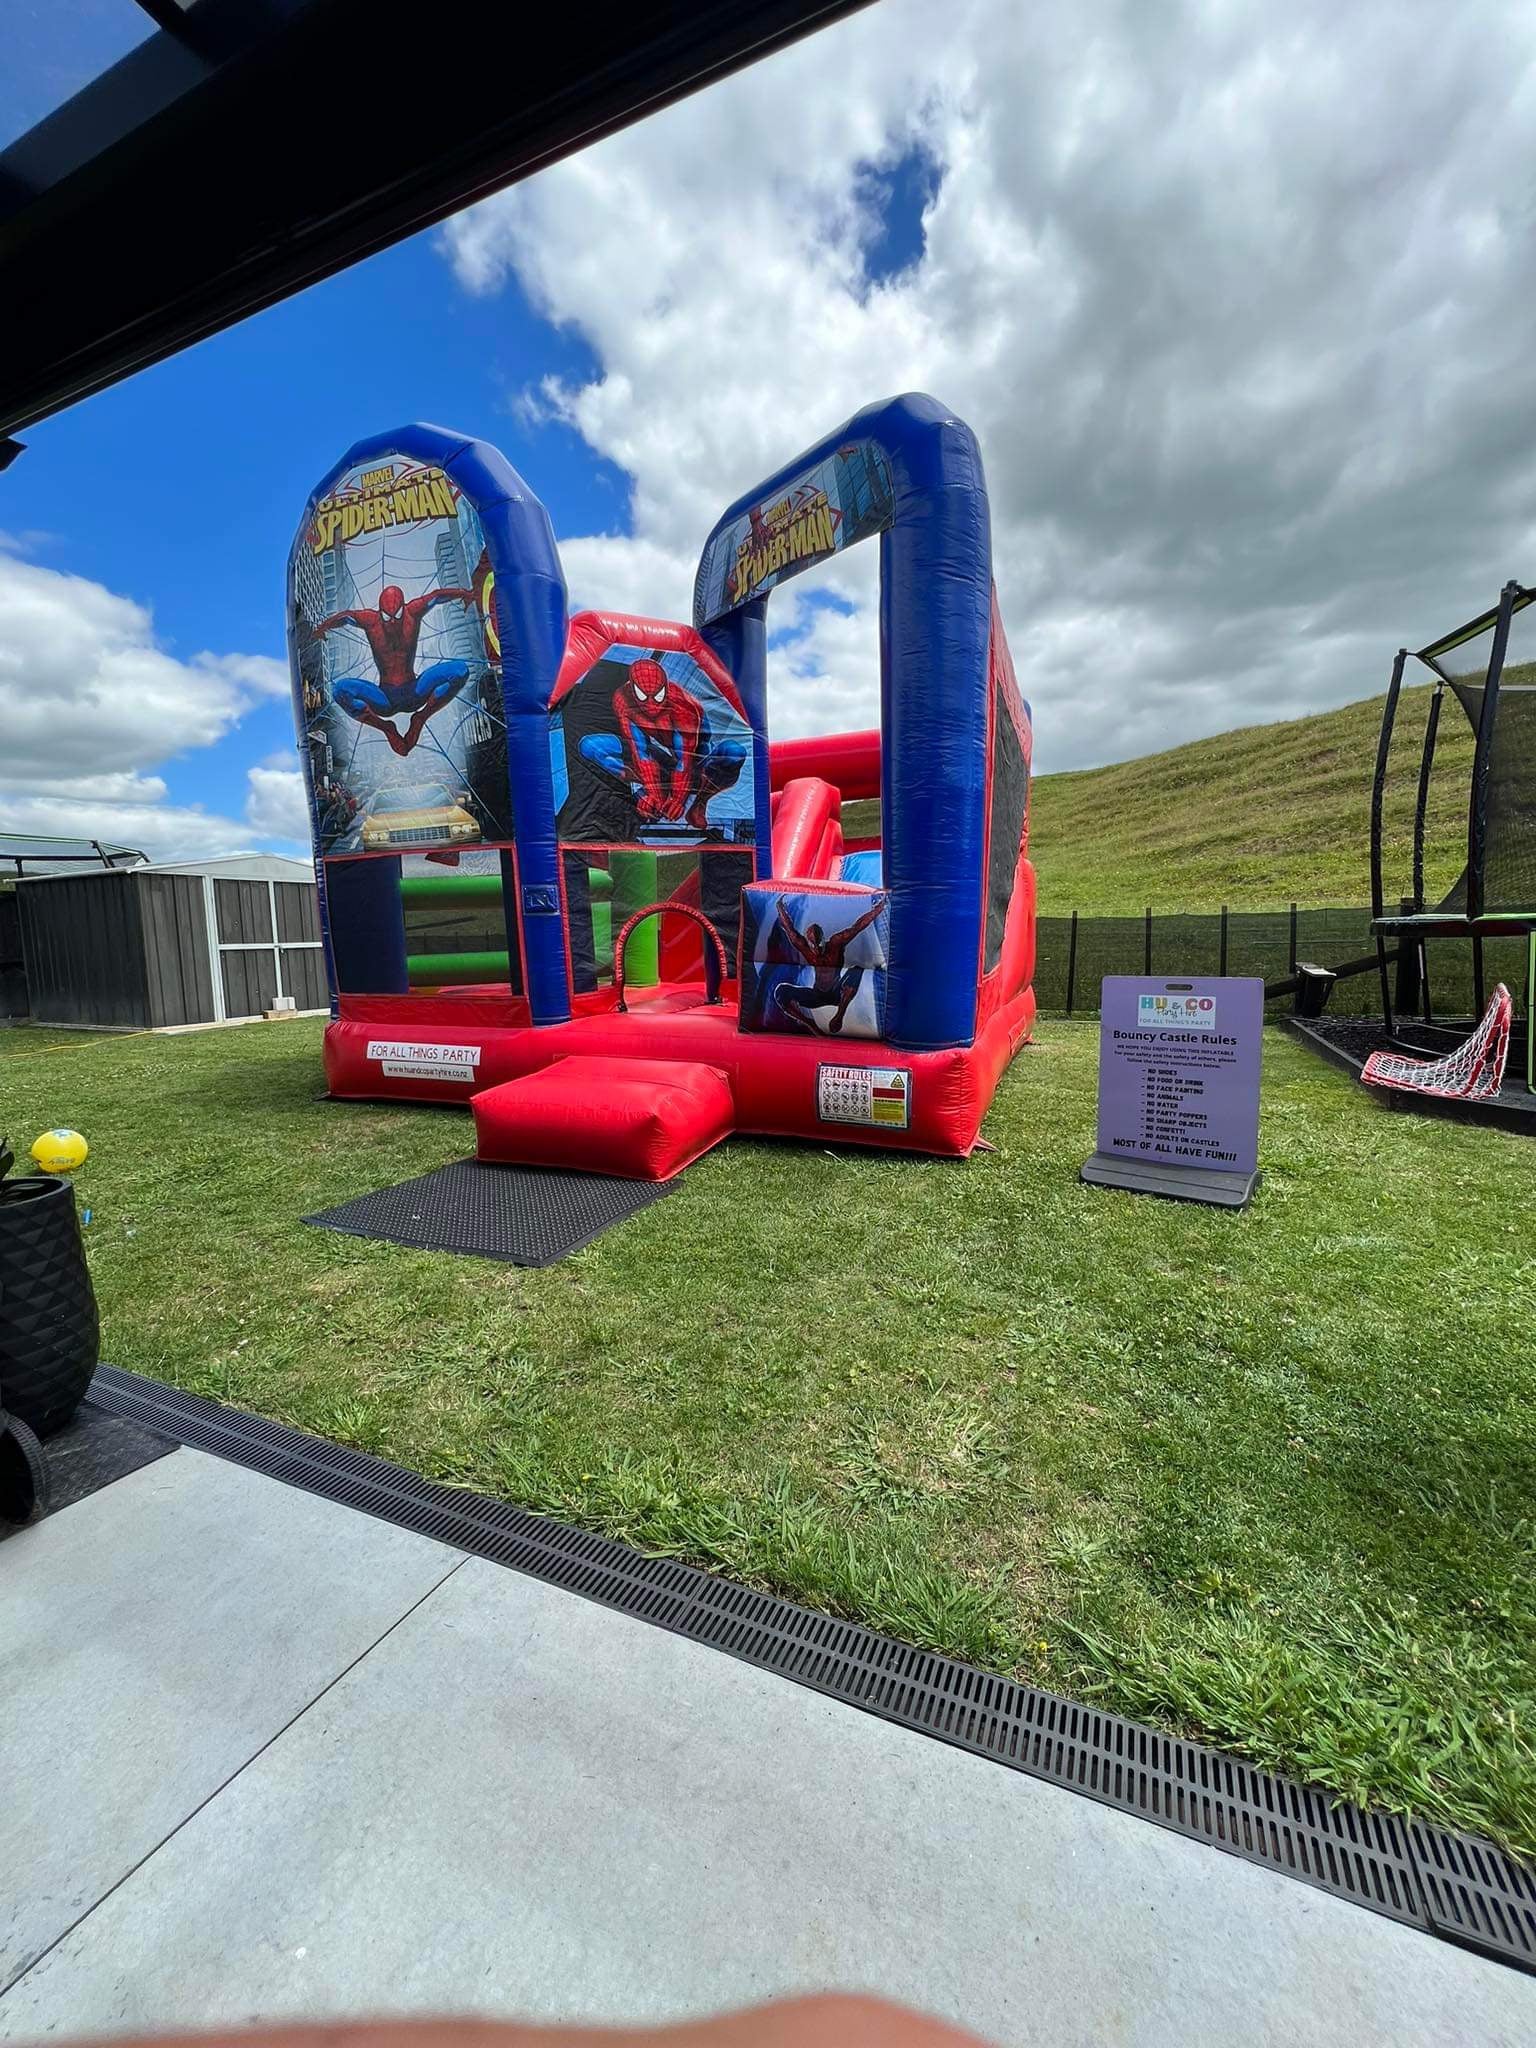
1080, 1154, 1260, 1208
1081, 976, 1264, 1211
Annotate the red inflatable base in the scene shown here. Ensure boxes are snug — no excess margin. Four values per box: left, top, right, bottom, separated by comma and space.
326, 984, 1035, 1158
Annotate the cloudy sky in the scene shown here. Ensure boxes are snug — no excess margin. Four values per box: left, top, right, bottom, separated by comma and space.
5, 0, 1536, 859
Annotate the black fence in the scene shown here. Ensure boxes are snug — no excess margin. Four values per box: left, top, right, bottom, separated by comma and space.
1038, 906, 1528, 1021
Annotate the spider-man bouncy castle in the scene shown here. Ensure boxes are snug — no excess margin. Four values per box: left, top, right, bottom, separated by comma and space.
287, 394, 1036, 1175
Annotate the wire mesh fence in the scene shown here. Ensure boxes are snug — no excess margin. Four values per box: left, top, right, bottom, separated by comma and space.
1037, 906, 1516, 1020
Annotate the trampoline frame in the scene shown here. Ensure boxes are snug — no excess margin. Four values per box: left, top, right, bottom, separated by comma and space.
1368, 578, 1536, 1085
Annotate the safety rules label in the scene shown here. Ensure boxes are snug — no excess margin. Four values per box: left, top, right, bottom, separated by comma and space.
817, 1063, 911, 1129
366, 1039, 482, 1083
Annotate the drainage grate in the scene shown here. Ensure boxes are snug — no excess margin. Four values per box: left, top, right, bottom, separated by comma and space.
1411, 1822, 1536, 1971
90, 1363, 1531, 1975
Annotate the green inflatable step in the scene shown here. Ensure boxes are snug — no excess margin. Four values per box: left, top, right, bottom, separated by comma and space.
400, 872, 504, 904
401, 866, 613, 904
406, 950, 511, 987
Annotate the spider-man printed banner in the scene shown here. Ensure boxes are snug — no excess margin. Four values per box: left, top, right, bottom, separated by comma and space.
738, 880, 889, 1039
291, 449, 510, 857
551, 640, 756, 850
692, 439, 894, 625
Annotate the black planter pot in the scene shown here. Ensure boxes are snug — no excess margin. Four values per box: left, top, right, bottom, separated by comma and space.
0, 1174, 100, 1437
0, 1406, 49, 1523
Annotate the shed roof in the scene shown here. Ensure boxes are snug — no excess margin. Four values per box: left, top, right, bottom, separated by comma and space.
15, 850, 314, 886
0, 831, 147, 875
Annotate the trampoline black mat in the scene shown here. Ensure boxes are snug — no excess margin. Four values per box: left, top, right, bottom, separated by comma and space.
1, 1394, 176, 1540
304, 1157, 674, 1265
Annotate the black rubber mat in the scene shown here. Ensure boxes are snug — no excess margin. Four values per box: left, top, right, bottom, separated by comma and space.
304, 1157, 673, 1266
88, 1362, 1536, 1976
0, 1394, 175, 1541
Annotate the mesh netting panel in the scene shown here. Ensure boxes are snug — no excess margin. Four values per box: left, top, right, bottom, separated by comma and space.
1294, 908, 1378, 1015
1225, 911, 1293, 985
1419, 934, 1533, 1022
1150, 913, 1222, 978
1375, 648, 1482, 914
1036, 908, 1383, 1015
1033, 916, 1076, 1010
840, 797, 882, 845
1477, 935, 1530, 1004
1294, 907, 1374, 958
1362, 985, 1512, 1099
1424, 675, 1479, 913
1466, 665, 1536, 914
1034, 906, 1431, 1019
984, 699, 1030, 972
1072, 917, 1148, 1012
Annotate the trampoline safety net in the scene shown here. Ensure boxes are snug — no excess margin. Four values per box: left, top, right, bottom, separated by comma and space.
1452, 656, 1536, 916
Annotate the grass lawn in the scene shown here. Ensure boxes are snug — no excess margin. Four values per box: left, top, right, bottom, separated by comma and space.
4, 1015, 1534, 1855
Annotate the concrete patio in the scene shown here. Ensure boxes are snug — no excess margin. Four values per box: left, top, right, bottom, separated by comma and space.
3, 1444, 1534, 2047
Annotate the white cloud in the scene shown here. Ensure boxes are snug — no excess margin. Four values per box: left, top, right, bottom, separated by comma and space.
558, 533, 698, 623
442, 0, 1536, 768
769, 587, 883, 737
1, 792, 251, 862
0, 763, 312, 866
0, 548, 294, 860
243, 760, 311, 845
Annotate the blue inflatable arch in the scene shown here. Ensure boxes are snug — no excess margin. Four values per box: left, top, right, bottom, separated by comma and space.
693, 393, 995, 1050
287, 422, 574, 1026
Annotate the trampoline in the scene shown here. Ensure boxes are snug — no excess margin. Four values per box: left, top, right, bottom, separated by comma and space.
1370, 578, 1536, 1089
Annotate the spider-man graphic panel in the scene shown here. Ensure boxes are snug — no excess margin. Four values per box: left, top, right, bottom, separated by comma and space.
291, 448, 510, 856
554, 648, 752, 846
315, 583, 477, 759
738, 883, 891, 1040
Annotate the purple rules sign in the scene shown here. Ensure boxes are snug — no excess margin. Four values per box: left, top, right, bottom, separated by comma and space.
1096, 977, 1264, 1177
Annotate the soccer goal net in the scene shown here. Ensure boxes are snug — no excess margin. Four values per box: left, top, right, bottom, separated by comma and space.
1362, 983, 1513, 1100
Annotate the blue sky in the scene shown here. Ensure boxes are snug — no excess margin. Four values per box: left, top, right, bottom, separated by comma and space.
7, 232, 629, 836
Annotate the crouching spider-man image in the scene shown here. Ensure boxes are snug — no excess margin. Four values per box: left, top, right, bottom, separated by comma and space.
773, 893, 889, 1035
578, 658, 746, 832
310, 584, 479, 758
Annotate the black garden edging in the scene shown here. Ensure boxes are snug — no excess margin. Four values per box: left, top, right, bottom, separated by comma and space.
89, 1362, 1535, 1977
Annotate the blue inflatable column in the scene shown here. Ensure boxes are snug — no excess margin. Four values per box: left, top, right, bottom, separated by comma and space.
702, 596, 773, 880
879, 409, 993, 1049
434, 434, 572, 1027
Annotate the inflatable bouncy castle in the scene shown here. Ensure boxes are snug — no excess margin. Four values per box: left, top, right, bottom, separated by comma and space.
287, 394, 1036, 1174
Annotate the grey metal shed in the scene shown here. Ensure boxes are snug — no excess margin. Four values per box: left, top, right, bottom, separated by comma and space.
15, 855, 325, 1029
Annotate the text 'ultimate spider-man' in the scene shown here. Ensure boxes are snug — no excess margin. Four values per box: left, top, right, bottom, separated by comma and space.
312, 583, 478, 757
579, 657, 746, 831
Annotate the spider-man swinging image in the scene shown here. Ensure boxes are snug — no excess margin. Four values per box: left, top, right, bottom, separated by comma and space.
310, 583, 478, 757
773, 893, 890, 1035
578, 657, 746, 833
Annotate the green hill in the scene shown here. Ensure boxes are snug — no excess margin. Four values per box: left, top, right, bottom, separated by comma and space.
1027, 676, 1510, 914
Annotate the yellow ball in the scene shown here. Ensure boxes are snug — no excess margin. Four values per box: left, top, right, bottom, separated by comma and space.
31, 1128, 88, 1173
